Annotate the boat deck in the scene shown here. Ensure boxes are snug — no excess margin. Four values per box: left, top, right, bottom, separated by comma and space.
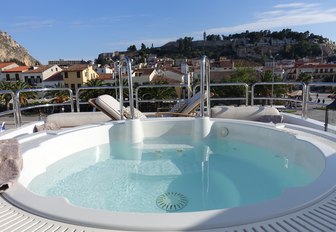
2, 189, 336, 232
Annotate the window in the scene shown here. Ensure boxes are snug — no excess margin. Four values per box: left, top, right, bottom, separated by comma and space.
71, 84, 75, 91
64, 72, 68, 78
78, 84, 81, 88
6, 74, 10, 81
77, 71, 80, 78
36, 76, 41, 83
24, 76, 28, 82
15, 74, 19, 81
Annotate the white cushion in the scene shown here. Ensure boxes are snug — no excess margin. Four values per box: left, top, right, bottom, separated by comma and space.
96, 94, 123, 120
124, 106, 147, 119
211, 106, 282, 123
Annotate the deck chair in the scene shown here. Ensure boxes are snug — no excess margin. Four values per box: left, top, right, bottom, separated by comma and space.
88, 95, 147, 120
89, 91, 211, 119
154, 91, 213, 117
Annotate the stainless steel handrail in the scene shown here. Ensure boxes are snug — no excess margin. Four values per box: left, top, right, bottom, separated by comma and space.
124, 57, 135, 119
15, 88, 74, 127
116, 62, 124, 119
193, 83, 249, 106
251, 82, 306, 103
0, 90, 17, 125
135, 84, 189, 109
306, 82, 336, 120
76, 86, 120, 112
200, 56, 211, 117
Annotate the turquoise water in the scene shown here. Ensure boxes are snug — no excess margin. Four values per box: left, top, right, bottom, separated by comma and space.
28, 136, 315, 213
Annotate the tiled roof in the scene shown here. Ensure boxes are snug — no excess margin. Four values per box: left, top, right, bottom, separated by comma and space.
97, 73, 113, 81
25, 65, 58, 74
64, 64, 89, 72
163, 67, 184, 75
299, 63, 336, 68
3, 66, 29, 73
43, 72, 63, 82
0, 62, 16, 68
134, 68, 155, 75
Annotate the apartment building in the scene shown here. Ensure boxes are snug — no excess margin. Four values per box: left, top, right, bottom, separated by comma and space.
287, 63, 336, 82
22, 65, 62, 87
62, 64, 99, 92
0, 62, 19, 81
1, 66, 29, 82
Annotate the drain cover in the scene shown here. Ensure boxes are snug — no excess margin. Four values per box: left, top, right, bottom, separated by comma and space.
156, 192, 188, 212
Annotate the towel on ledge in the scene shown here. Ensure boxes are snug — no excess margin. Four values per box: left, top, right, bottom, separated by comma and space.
33, 121, 60, 132
0, 139, 23, 192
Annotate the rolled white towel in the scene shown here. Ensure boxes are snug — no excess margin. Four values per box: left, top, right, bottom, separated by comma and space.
0, 139, 22, 192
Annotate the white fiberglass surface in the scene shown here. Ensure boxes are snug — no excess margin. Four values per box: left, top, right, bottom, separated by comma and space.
27, 135, 317, 213
4, 118, 336, 230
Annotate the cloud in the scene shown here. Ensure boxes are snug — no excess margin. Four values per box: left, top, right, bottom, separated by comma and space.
11, 19, 54, 30
205, 2, 336, 35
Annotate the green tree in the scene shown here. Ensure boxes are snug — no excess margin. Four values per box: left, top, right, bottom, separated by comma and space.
0, 81, 14, 110
0, 81, 36, 108
127, 45, 137, 52
80, 78, 110, 101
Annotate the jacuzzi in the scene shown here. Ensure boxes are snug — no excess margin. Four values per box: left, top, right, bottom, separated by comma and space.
3, 117, 336, 231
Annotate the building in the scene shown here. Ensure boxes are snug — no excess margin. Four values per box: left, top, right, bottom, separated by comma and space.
1, 66, 29, 82
48, 59, 91, 67
287, 63, 336, 82
132, 68, 157, 84
0, 62, 19, 81
22, 65, 62, 87
42, 72, 64, 88
62, 64, 99, 92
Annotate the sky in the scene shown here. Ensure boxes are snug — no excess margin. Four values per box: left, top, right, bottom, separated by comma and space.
0, 0, 336, 64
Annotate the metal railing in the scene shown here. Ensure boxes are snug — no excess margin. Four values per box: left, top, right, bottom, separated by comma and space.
200, 55, 211, 117
135, 84, 189, 109
2, 81, 335, 127
15, 88, 74, 127
75, 86, 120, 112
194, 83, 249, 106
0, 90, 17, 125
251, 82, 306, 105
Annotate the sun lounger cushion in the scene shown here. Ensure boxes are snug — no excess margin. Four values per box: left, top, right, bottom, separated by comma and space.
95, 94, 125, 120
211, 106, 283, 123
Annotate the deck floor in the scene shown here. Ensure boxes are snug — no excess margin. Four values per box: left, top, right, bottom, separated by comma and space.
2, 188, 336, 232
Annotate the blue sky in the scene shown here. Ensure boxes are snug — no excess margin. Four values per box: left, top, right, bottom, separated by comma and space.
1, 0, 336, 64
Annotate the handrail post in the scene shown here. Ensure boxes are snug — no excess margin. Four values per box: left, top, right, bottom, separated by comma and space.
15, 91, 22, 127
251, 84, 255, 106
117, 62, 124, 120
200, 56, 206, 117
125, 57, 135, 119
206, 59, 211, 117
302, 83, 308, 119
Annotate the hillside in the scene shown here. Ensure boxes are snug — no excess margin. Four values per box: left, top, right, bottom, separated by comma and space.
0, 30, 39, 66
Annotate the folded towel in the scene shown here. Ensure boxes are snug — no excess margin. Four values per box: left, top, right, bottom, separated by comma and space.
0, 139, 22, 192
33, 121, 60, 132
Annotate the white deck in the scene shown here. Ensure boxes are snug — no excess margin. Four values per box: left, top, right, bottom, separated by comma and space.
2, 189, 336, 232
